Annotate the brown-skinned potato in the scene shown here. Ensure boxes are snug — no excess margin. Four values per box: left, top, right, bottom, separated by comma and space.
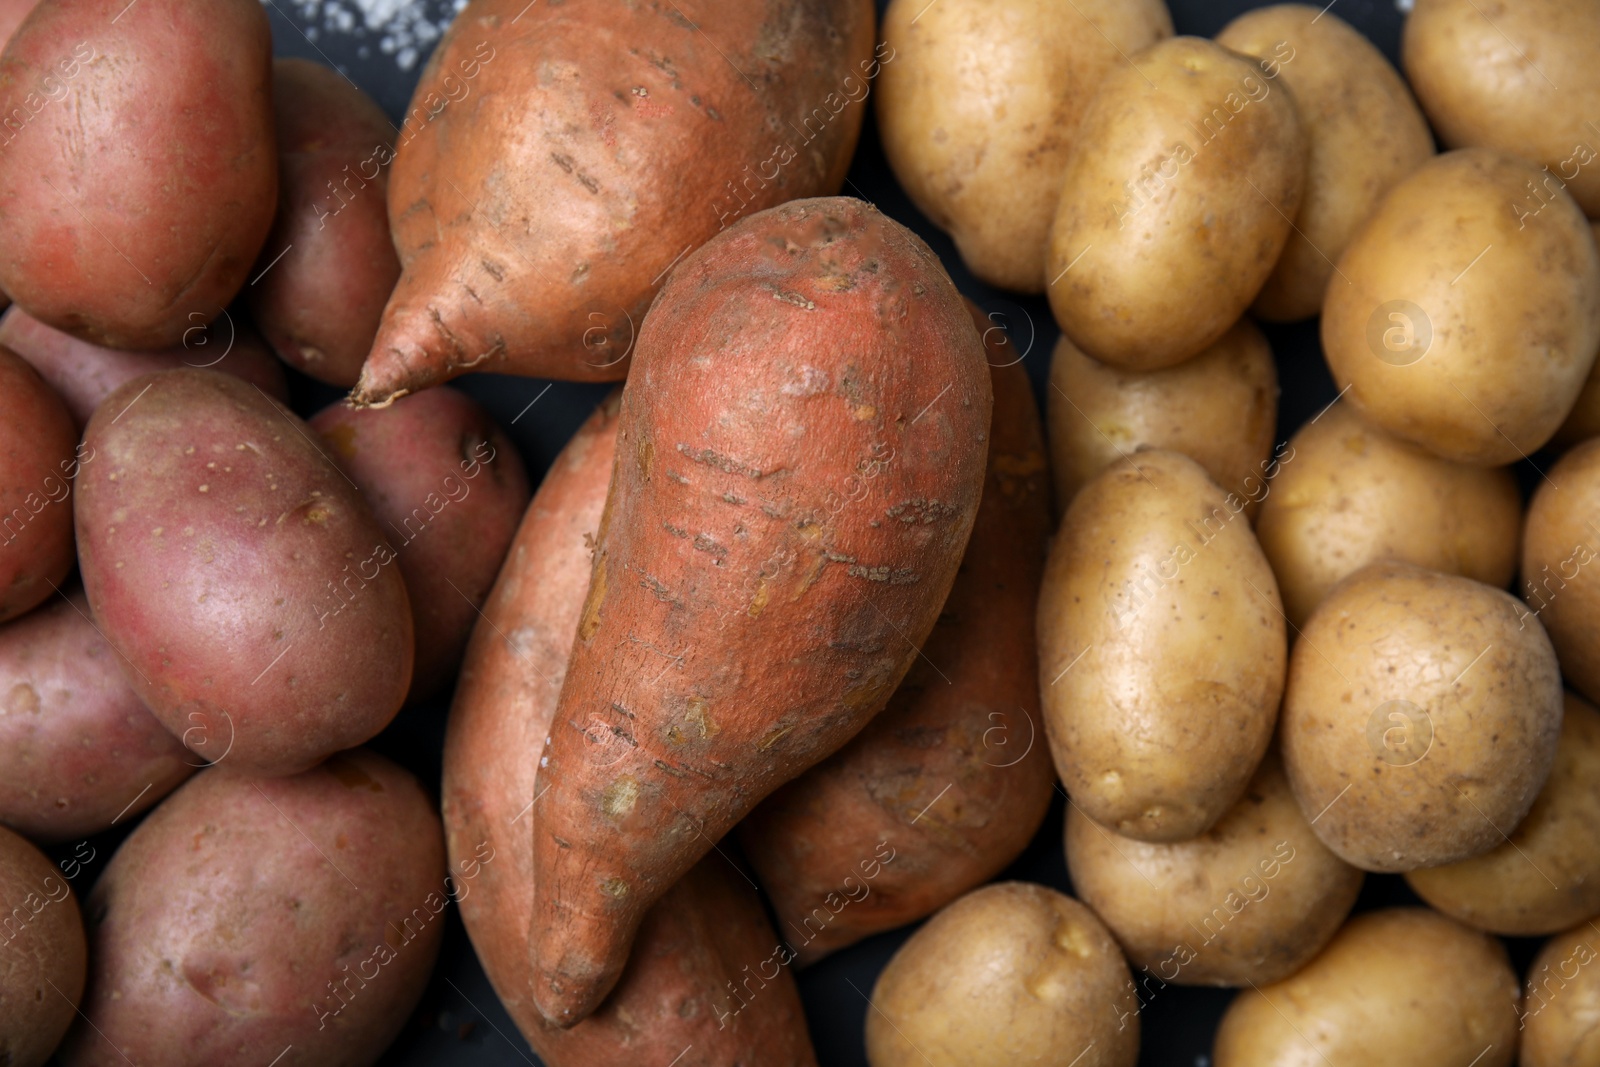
0, 822, 85, 1067
0, 343, 76, 624
1553, 223, 1600, 446
1521, 920, 1600, 1067
1524, 436, 1600, 705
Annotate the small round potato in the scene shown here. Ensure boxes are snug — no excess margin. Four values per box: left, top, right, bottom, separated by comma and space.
0, 344, 78, 624
1521, 921, 1600, 1067
876, 0, 1172, 293
866, 882, 1137, 1067
1282, 561, 1563, 872
1406, 692, 1600, 935
1322, 148, 1600, 466
1047, 318, 1278, 517
0, 823, 86, 1067
1255, 402, 1521, 628
1047, 36, 1305, 370
1212, 908, 1520, 1067
1524, 437, 1600, 705
1066, 751, 1362, 987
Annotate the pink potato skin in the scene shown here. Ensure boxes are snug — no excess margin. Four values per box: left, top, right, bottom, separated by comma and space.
0, 305, 289, 427
0, 588, 192, 842
58, 750, 446, 1067
0, 0, 276, 350
310, 387, 530, 701
0, 343, 76, 623
76, 370, 414, 778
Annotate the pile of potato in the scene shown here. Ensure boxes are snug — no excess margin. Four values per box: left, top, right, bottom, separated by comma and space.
1, 0, 1599, 1063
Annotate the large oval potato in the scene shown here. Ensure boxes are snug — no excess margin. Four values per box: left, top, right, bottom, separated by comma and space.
1282, 561, 1563, 872
1322, 148, 1600, 465
1521, 921, 1600, 1067
0, 823, 85, 1067
1524, 438, 1600, 704
876, 0, 1171, 293
1217, 5, 1434, 322
1212, 908, 1519, 1067
1256, 401, 1521, 628
1047, 36, 1305, 370
0, 344, 77, 624
76, 370, 414, 777
1038, 450, 1286, 842
866, 882, 1138, 1067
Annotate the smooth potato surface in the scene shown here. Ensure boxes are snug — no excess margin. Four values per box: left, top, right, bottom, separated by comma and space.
0, 343, 77, 623
1521, 922, 1600, 1067
1524, 437, 1600, 704
0, 823, 85, 1067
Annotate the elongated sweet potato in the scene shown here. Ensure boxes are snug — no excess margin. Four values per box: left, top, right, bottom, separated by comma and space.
351, 0, 876, 405
0, 343, 76, 623
738, 317, 1054, 965
443, 396, 817, 1065
529, 196, 992, 1025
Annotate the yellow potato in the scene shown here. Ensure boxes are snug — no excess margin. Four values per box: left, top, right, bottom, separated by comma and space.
1520, 921, 1600, 1067
1047, 36, 1305, 370
1216, 4, 1434, 321
1038, 450, 1286, 842
1552, 222, 1600, 445
876, 0, 1172, 292
1523, 437, 1600, 704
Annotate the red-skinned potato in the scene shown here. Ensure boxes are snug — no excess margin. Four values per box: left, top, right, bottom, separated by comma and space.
529, 197, 992, 1026
443, 396, 818, 1065
0, 822, 86, 1067
76, 370, 414, 777
0, 0, 276, 350
58, 751, 445, 1067
311, 387, 530, 701
0, 344, 76, 623
249, 59, 401, 388
352, 0, 876, 405
0, 0, 34, 55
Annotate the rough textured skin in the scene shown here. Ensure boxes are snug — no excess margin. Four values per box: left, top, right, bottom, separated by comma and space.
1256, 402, 1521, 629
1038, 450, 1287, 843
249, 59, 401, 388
740, 349, 1054, 965
0, 823, 85, 1067
529, 197, 992, 1025
311, 387, 529, 701
352, 0, 875, 405
58, 752, 445, 1067
875, 0, 1171, 293
1552, 222, 1600, 445
0, 344, 75, 623
443, 397, 818, 1065
1047, 36, 1305, 370
0, 589, 191, 842
1522, 921, 1600, 1067
1403, 0, 1600, 217
1282, 561, 1563, 872
1213, 909, 1519, 1067
1066, 751, 1362, 987
1217, 5, 1434, 322
76, 370, 414, 777
0, 306, 288, 427
1322, 149, 1600, 466
866, 882, 1138, 1067
0, 0, 276, 349
1525, 438, 1600, 705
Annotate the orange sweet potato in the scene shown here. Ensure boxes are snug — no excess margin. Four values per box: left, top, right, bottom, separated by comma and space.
528, 196, 992, 1025
351, 0, 876, 405
0, 342, 76, 623
443, 396, 817, 1065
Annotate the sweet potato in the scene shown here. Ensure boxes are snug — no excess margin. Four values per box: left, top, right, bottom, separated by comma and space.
443, 396, 817, 1065
76, 370, 413, 777
529, 196, 992, 1025
0, 822, 85, 1067
351, 0, 876, 405
0, 0, 275, 349
0, 343, 77, 623
248, 59, 402, 388
311, 388, 529, 700
739, 325, 1054, 965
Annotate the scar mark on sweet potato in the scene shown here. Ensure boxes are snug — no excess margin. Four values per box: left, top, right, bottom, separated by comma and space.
480, 258, 505, 282
577, 556, 607, 640
639, 573, 682, 607
675, 444, 781, 479
758, 722, 797, 751
847, 565, 920, 584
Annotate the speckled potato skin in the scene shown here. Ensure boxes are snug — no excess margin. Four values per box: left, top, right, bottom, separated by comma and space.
1322, 149, 1600, 466
311, 387, 529, 701
1524, 438, 1600, 705
1522, 922, 1600, 1067
1404, 0, 1600, 218
876, 0, 1171, 293
444, 397, 818, 1066
0, 589, 191, 842
1038, 450, 1287, 843
866, 882, 1137, 1067
249, 59, 401, 388
0, 823, 85, 1067
0, 344, 76, 624
1047, 36, 1305, 370
1553, 224, 1600, 445
58, 751, 444, 1067
0, 0, 275, 350
354, 0, 875, 404
1282, 561, 1563, 872
1213, 908, 1519, 1067
1256, 402, 1521, 629
76, 370, 414, 778
741, 345, 1055, 965
529, 197, 992, 1026
1066, 751, 1362, 987
1047, 318, 1278, 517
